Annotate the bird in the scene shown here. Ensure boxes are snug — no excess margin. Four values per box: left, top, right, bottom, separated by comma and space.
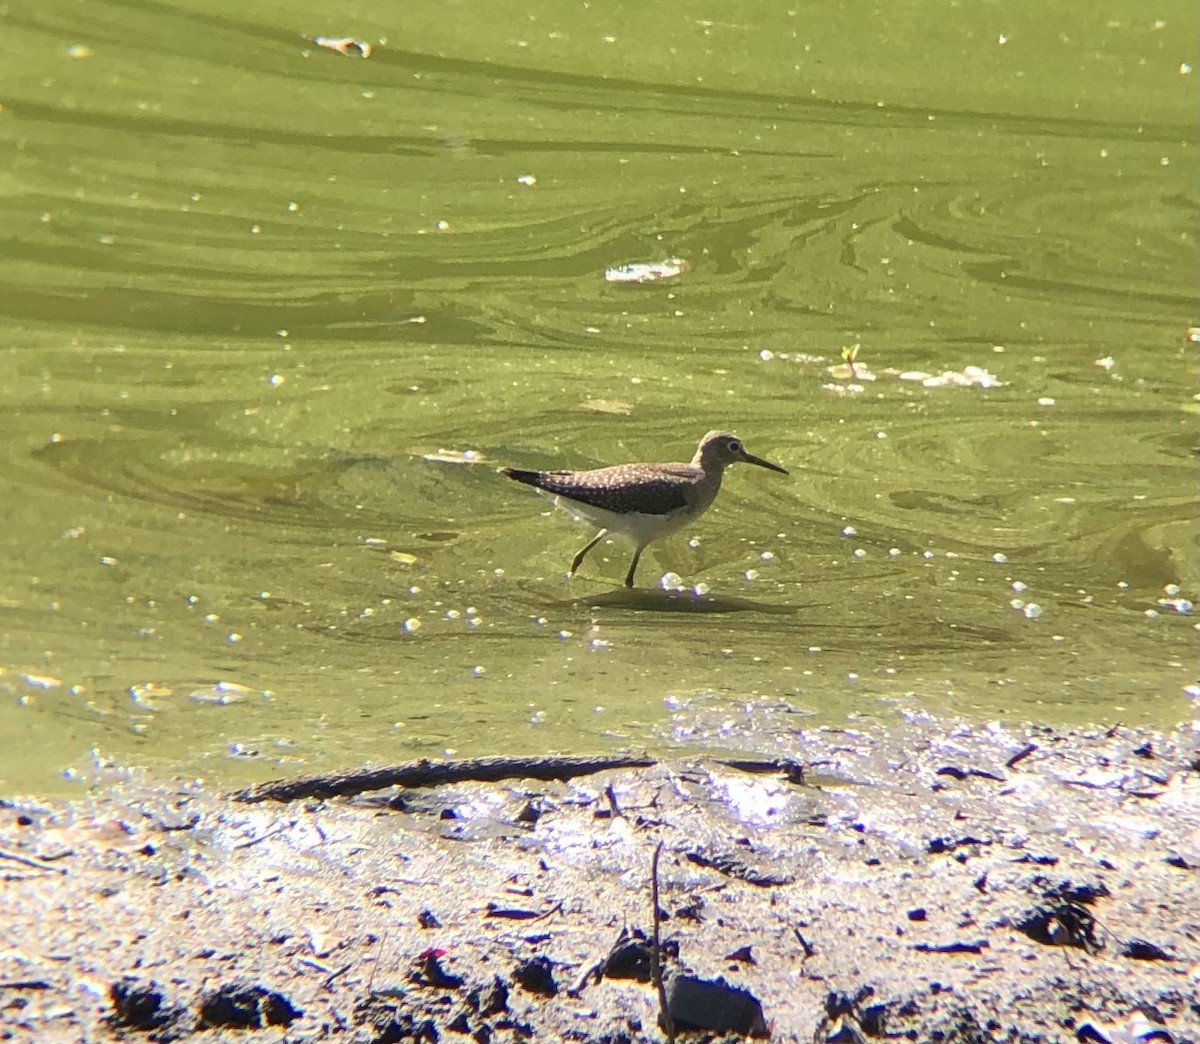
499, 430, 788, 588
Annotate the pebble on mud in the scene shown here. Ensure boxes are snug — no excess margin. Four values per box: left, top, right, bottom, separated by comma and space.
196, 982, 301, 1029
513, 955, 558, 996
662, 973, 769, 1037
108, 979, 185, 1032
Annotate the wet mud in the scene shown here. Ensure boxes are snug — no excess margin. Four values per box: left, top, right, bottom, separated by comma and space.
2, 721, 1198, 1042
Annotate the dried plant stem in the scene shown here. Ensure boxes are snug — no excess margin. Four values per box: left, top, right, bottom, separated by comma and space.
650, 841, 675, 1044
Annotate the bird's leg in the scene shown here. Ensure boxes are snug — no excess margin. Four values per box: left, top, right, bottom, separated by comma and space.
624, 546, 644, 589
570, 529, 608, 576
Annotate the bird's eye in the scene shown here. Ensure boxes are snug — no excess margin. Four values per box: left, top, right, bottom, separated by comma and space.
729, 440, 742, 453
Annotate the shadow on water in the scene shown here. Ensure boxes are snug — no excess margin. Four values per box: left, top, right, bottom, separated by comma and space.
554, 589, 799, 615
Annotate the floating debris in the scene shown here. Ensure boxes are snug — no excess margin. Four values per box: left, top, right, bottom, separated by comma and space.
312, 36, 372, 58
758, 348, 827, 364
827, 343, 875, 381
422, 449, 485, 465
821, 382, 868, 396
604, 258, 688, 283
129, 682, 171, 709
763, 347, 1002, 390
898, 365, 1005, 388
581, 398, 634, 415
189, 681, 260, 705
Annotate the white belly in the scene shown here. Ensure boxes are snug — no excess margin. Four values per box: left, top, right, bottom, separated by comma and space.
551, 495, 693, 547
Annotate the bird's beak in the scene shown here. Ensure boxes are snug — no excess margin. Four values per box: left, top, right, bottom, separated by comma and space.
742, 451, 788, 475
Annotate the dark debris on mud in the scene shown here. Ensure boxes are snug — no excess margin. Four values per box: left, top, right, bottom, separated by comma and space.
1, 721, 1198, 1043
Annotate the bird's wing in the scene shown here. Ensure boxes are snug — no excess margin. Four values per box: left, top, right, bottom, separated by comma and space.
504, 463, 697, 516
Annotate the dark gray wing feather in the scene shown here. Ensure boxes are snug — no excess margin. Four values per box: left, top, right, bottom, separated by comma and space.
502, 463, 694, 516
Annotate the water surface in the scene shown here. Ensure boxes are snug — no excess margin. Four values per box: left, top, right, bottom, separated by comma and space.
1, 1, 1196, 792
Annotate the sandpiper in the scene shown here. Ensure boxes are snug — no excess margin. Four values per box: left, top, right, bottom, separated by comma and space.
500, 430, 788, 588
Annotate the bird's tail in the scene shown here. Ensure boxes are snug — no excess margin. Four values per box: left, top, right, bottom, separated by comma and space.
499, 467, 544, 489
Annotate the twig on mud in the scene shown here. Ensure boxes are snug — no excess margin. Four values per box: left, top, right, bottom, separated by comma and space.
367, 930, 388, 995
232, 822, 290, 850
323, 961, 354, 991
569, 960, 605, 997
232, 754, 657, 804
714, 756, 806, 783
650, 841, 675, 1044
0, 845, 68, 875
485, 899, 564, 921
295, 957, 332, 976
1005, 743, 1038, 769
793, 926, 816, 959
531, 899, 565, 921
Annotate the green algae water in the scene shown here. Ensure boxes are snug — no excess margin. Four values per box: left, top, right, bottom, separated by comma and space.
1, 1, 1196, 793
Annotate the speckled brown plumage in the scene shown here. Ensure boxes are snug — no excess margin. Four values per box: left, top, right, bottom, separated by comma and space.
499, 463, 696, 516
500, 431, 787, 588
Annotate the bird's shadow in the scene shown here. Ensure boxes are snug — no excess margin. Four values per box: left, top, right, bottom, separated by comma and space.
551, 588, 797, 615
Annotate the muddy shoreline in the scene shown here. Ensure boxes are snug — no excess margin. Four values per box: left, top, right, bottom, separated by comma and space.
2, 720, 1198, 1042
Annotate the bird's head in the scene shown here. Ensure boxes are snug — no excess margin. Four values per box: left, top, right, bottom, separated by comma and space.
694, 431, 788, 474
